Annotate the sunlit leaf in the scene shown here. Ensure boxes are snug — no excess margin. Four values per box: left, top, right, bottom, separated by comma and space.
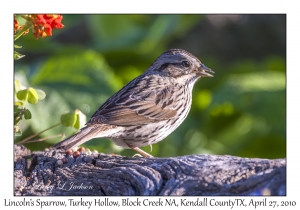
61, 111, 77, 127
14, 51, 25, 60
74, 109, 87, 130
14, 44, 22, 49
16, 89, 28, 101
35, 89, 46, 100
14, 101, 24, 107
14, 80, 21, 93
16, 88, 39, 104
27, 88, 39, 104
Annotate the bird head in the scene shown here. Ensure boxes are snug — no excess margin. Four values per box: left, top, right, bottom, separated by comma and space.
149, 49, 214, 85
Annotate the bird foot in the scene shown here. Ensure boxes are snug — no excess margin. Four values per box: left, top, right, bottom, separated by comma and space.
131, 147, 153, 158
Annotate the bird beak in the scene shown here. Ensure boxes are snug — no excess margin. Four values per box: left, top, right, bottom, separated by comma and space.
197, 64, 214, 77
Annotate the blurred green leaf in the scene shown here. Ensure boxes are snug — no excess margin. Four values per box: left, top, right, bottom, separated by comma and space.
61, 111, 77, 127
35, 89, 46, 100
206, 68, 285, 158
14, 51, 25, 60
194, 90, 212, 110
15, 48, 120, 141
16, 86, 40, 104
60, 109, 86, 129
74, 109, 87, 130
27, 88, 39, 104
264, 55, 286, 72
14, 101, 24, 107
140, 15, 200, 53
24, 109, 32, 119
228, 72, 285, 92
14, 128, 22, 136
16, 89, 28, 101
14, 80, 21, 93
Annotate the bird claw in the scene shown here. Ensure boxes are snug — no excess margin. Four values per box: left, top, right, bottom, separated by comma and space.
132, 153, 143, 158
131, 147, 153, 158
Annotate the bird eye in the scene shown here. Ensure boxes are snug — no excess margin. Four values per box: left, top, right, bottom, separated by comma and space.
181, 61, 190, 67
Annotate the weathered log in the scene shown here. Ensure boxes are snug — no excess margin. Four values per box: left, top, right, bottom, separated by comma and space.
14, 144, 286, 196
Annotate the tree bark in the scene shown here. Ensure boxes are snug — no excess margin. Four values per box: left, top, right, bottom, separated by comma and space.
14, 144, 286, 196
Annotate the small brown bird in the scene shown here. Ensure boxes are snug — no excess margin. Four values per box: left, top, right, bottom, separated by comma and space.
53, 49, 214, 157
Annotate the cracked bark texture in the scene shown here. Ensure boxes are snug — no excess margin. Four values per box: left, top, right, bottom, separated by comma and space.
14, 144, 286, 196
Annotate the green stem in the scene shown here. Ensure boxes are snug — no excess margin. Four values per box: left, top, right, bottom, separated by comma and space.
24, 134, 63, 144
18, 122, 62, 144
14, 108, 26, 125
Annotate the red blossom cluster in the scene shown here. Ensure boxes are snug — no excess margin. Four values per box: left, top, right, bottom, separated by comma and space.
14, 16, 29, 36
14, 14, 64, 39
31, 14, 64, 39
14, 19, 19, 34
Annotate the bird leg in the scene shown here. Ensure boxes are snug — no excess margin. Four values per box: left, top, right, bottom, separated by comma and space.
131, 147, 153, 158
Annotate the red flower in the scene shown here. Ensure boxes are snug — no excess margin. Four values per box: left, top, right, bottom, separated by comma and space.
31, 14, 64, 39
14, 19, 19, 34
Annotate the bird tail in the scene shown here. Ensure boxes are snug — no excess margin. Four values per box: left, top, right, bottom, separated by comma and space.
52, 125, 103, 150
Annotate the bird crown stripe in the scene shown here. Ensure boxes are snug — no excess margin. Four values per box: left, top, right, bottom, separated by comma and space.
163, 49, 201, 64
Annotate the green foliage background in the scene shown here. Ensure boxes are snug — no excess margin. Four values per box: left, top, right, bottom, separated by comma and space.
14, 14, 286, 158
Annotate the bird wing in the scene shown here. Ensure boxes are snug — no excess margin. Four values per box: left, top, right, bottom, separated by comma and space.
88, 78, 178, 126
